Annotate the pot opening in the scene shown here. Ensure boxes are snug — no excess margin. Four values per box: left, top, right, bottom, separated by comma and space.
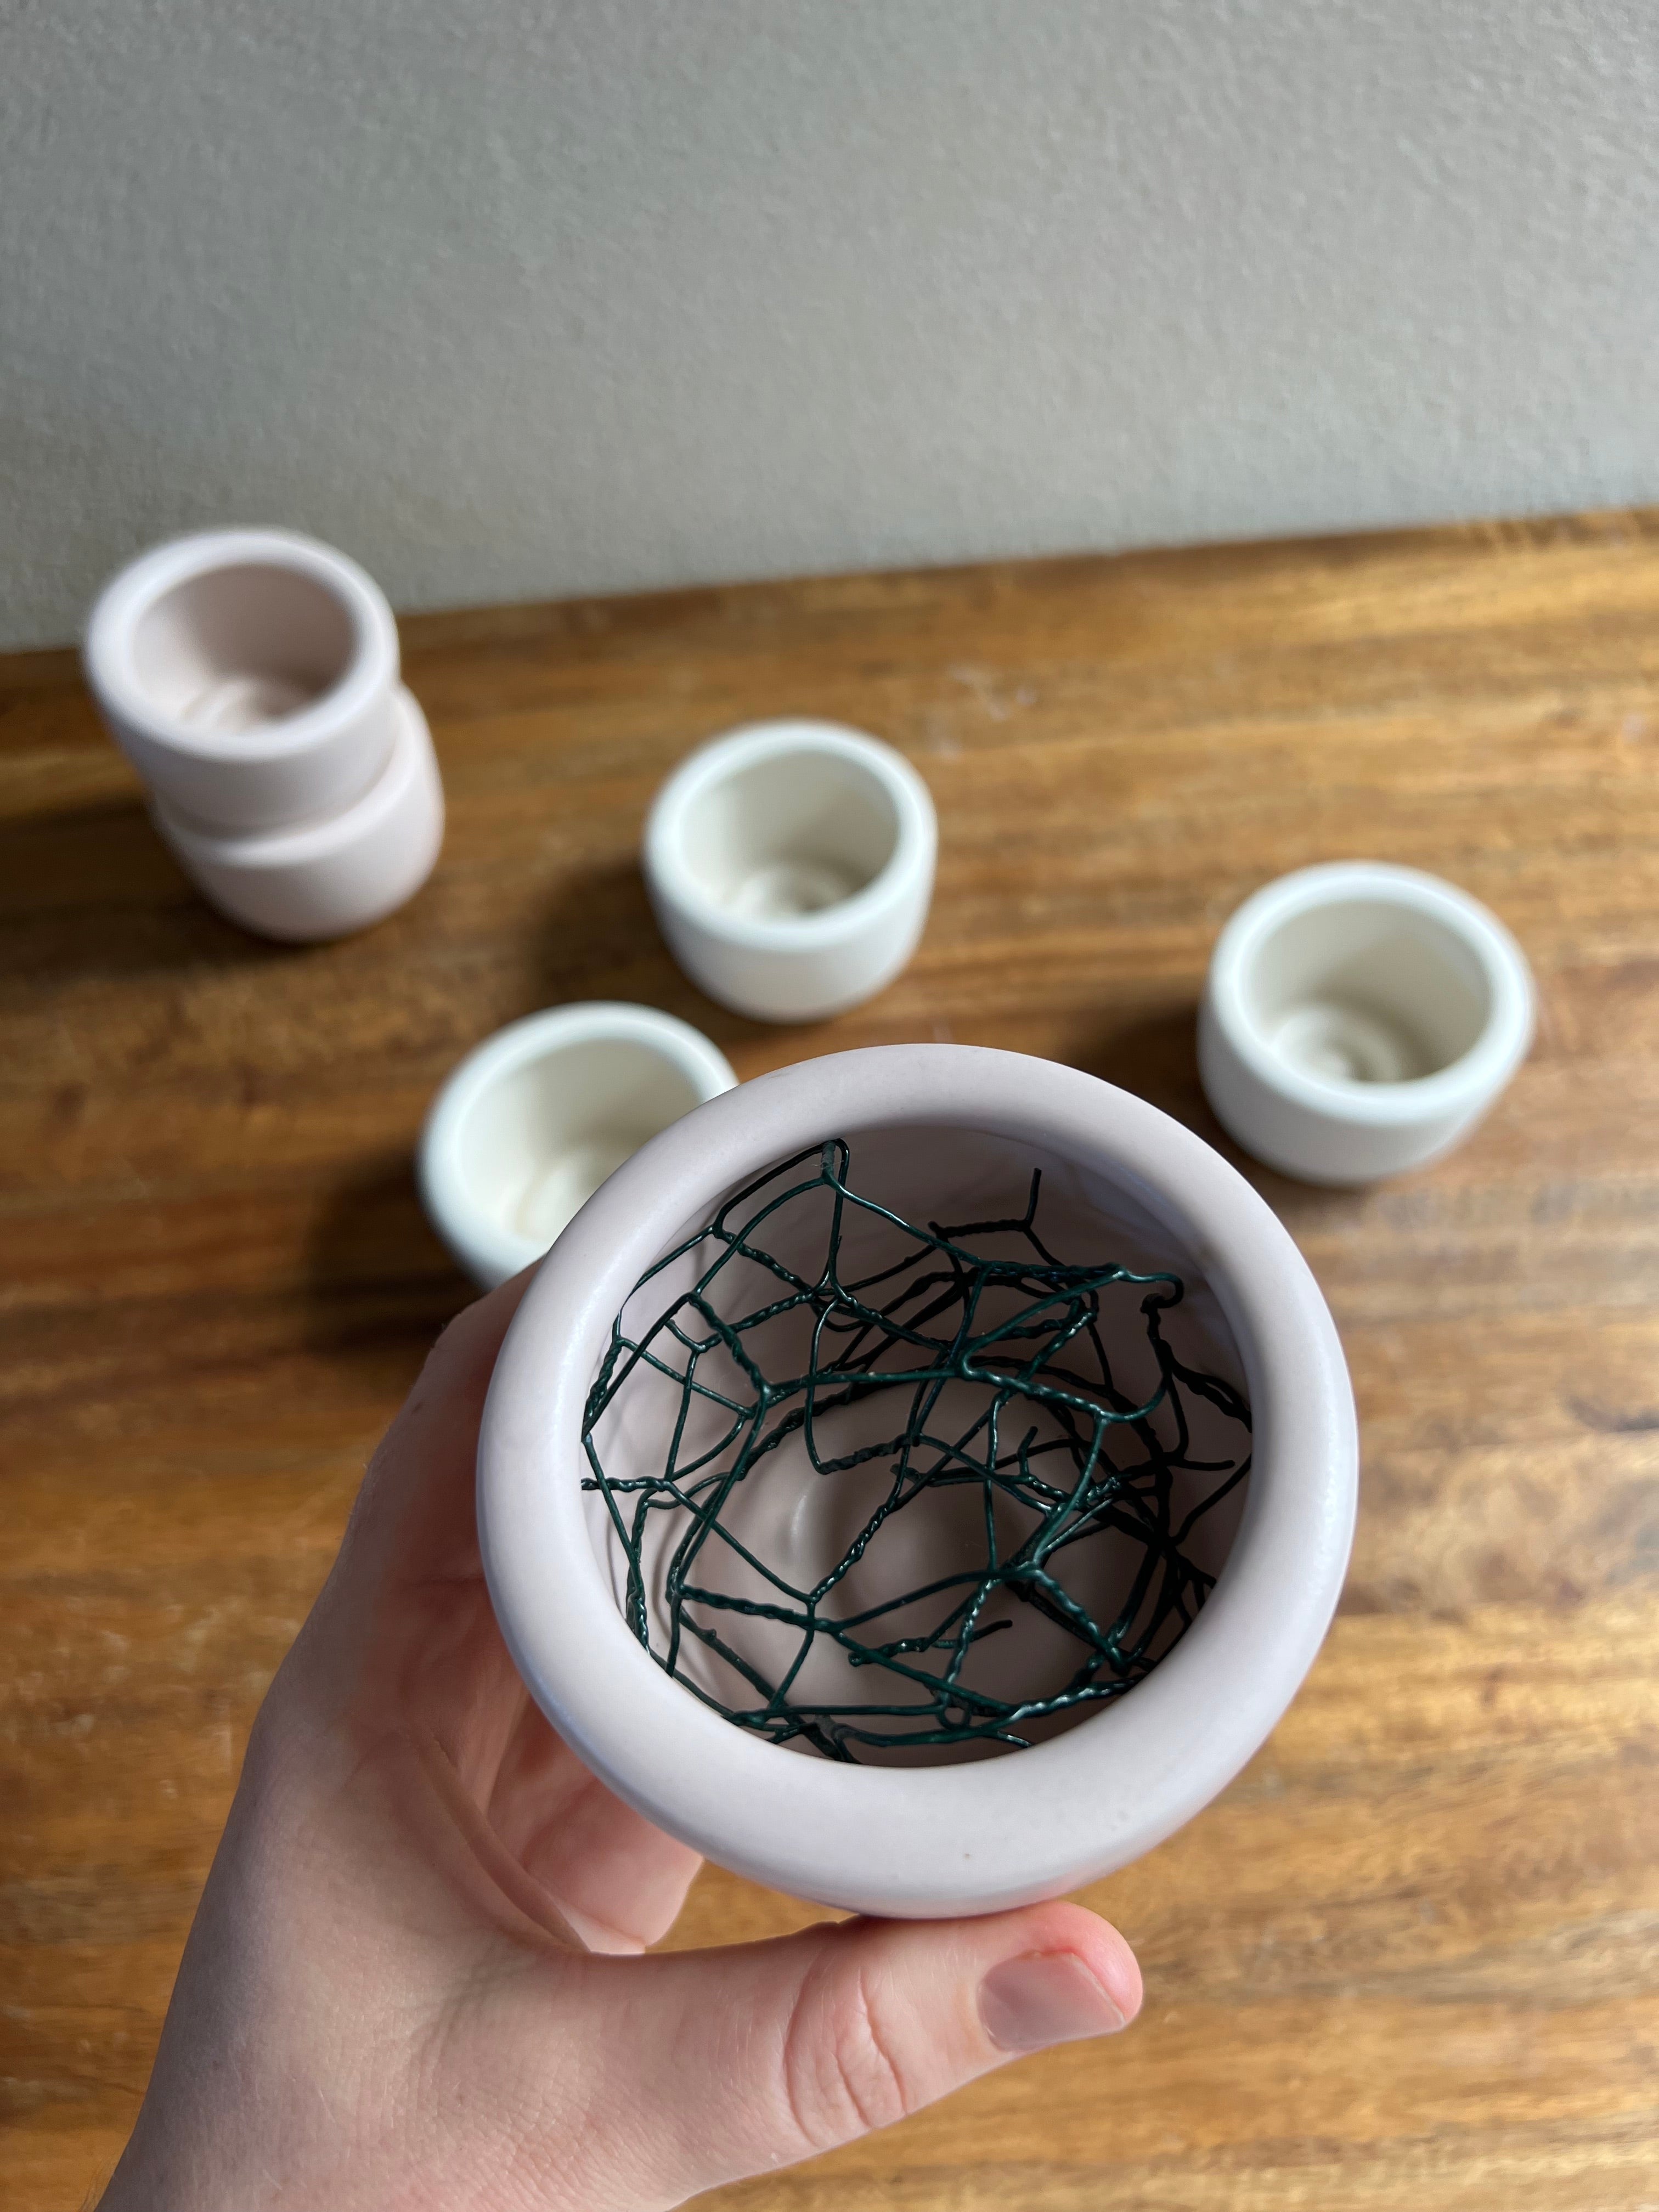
1243, 896, 1492, 1086
459, 1036, 709, 1253
676, 747, 899, 922
582, 1124, 1251, 1765
129, 562, 358, 735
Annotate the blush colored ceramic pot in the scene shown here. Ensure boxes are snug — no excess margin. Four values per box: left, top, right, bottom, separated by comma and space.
478, 1043, 1357, 1917
84, 528, 402, 833
150, 684, 443, 943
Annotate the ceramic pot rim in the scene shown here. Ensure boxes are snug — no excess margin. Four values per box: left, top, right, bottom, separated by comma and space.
1205, 860, 1534, 1128
84, 527, 399, 765
642, 720, 938, 953
152, 685, 428, 861
420, 1003, 738, 1290
477, 1044, 1357, 1915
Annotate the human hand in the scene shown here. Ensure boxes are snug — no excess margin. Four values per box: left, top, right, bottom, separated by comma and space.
101, 1274, 1141, 2211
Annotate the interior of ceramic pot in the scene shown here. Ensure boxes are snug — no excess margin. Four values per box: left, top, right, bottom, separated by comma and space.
678, 749, 899, 920
583, 1122, 1252, 1765
1244, 896, 1491, 1085
129, 563, 357, 734
460, 1036, 710, 1252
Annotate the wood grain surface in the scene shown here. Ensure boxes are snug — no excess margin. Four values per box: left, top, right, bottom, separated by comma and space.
4, 511, 1658, 2209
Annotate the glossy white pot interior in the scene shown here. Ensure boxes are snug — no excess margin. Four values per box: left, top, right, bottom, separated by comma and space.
420, 1005, 737, 1287
643, 721, 937, 1022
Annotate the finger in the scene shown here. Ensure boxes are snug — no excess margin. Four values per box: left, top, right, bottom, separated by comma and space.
492, 1899, 1141, 2207
278, 1267, 535, 1760
284, 1260, 699, 1929
487, 1697, 702, 1953
343, 1263, 537, 1592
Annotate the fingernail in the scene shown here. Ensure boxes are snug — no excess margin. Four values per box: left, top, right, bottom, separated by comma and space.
978, 1950, 1128, 2052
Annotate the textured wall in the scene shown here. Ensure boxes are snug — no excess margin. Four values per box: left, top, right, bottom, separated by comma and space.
3, 0, 1657, 647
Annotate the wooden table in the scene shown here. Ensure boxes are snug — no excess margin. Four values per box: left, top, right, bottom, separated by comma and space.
5, 512, 1658, 2210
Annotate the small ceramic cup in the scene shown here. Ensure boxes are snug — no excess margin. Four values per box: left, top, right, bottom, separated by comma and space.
642, 720, 937, 1022
1199, 861, 1534, 1184
150, 684, 443, 943
478, 1043, 1357, 1917
418, 1002, 738, 1288
84, 528, 402, 832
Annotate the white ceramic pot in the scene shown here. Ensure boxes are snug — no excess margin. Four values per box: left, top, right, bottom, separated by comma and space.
419, 1003, 738, 1288
151, 685, 443, 942
478, 1043, 1357, 1917
642, 720, 937, 1022
1199, 861, 1534, 1185
84, 528, 402, 832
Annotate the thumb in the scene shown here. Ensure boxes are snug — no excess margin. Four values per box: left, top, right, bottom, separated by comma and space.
510, 1900, 1141, 2208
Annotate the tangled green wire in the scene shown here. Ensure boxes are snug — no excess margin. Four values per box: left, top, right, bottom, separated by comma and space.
582, 1139, 1251, 1762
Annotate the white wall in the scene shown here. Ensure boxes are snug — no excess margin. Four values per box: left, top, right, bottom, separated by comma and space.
3, 0, 1657, 648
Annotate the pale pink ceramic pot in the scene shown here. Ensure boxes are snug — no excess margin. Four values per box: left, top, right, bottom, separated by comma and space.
84, 528, 402, 832
478, 1045, 1357, 1917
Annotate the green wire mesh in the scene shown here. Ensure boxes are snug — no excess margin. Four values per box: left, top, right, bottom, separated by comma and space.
582, 1138, 1252, 1763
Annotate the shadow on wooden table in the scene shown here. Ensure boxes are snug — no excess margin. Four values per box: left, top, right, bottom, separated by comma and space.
0, 796, 298, 984
304, 1154, 472, 1388
1069, 1001, 1212, 1128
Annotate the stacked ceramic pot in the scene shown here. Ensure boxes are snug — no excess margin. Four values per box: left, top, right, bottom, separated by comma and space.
84, 528, 443, 941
